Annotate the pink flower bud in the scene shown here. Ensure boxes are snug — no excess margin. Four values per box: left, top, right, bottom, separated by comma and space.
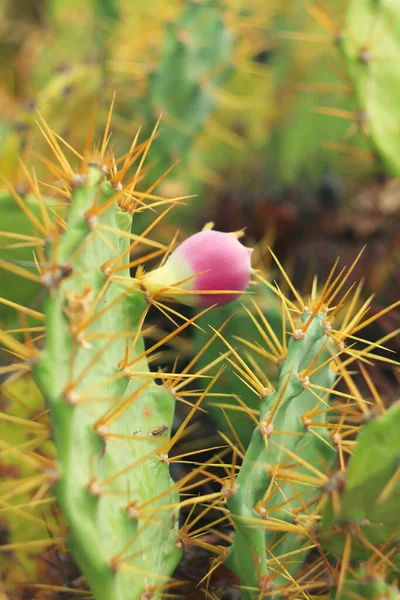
142, 229, 253, 307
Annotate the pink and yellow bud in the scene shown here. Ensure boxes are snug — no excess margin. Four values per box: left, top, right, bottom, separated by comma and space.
142, 228, 253, 307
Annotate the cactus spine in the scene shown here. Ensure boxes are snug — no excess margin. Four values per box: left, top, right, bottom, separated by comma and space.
0, 116, 192, 598
206, 251, 400, 599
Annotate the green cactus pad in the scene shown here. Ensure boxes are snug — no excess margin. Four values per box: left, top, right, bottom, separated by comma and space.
320, 402, 400, 564
263, 0, 375, 187
32, 167, 181, 599
141, 0, 234, 178
330, 568, 399, 600
226, 311, 337, 599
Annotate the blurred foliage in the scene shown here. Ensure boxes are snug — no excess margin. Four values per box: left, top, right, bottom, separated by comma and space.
0, 376, 57, 585
1, 0, 395, 196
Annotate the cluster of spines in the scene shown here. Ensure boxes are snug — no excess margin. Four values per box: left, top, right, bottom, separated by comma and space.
191, 249, 400, 599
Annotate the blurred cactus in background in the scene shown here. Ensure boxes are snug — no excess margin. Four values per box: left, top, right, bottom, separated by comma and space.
339, 0, 400, 176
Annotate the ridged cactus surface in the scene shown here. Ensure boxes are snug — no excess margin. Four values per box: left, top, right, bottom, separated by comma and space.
321, 402, 400, 563
198, 252, 400, 599
32, 167, 181, 599
225, 309, 337, 598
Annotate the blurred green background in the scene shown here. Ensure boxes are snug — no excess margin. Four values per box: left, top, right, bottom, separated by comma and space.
1, 0, 399, 327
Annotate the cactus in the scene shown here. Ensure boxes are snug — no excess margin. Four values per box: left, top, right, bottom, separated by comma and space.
32, 167, 183, 600
112, 0, 277, 195
320, 401, 400, 567
1, 156, 399, 599
136, 0, 234, 181
273, 0, 400, 184
205, 251, 400, 599
0, 121, 183, 599
331, 569, 400, 600
339, 0, 400, 176
261, 0, 377, 189
224, 308, 337, 599
0, 111, 257, 598
211, 0, 399, 198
